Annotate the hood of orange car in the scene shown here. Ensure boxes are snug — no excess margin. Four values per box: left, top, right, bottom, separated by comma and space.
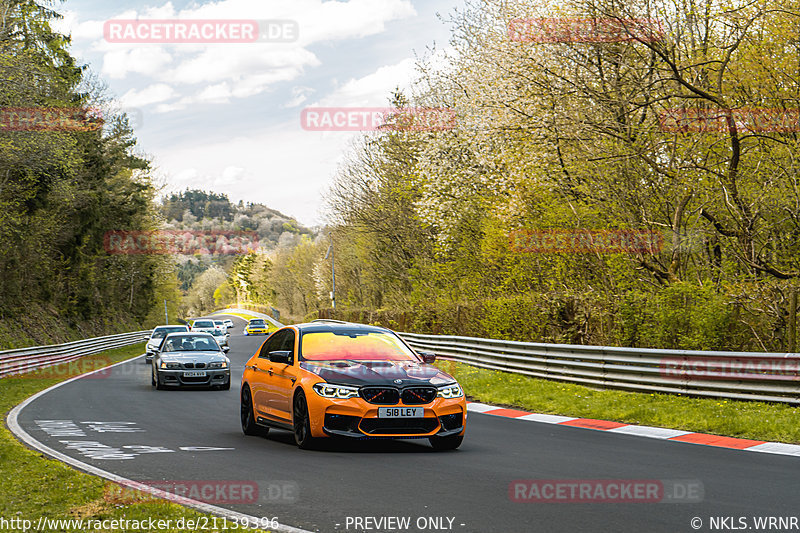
300, 360, 457, 387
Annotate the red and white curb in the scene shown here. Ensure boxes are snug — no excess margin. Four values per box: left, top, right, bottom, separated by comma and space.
467, 402, 800, 457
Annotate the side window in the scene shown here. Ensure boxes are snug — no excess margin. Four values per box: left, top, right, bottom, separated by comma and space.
258, 330, 285, 358
279, 330, 296, 354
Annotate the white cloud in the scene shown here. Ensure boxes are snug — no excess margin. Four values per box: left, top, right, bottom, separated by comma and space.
285, 86, 315, 108
314, 57, 419, 108
193, 82, 233, 104
60, 0, 416, 106
120, 84, 177, 108
171, 168, 200, 187
156, 120, 355, 225
217, 166, 247, 186
102, 47, 173, 79
53, 0, 462, 224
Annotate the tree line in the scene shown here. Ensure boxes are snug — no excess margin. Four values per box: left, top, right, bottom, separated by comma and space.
233, 0, 800, 351
0, 0, 176, 344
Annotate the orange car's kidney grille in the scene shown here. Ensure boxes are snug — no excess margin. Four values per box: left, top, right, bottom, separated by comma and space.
360, 387, 401, 405
401, 387, 437, 405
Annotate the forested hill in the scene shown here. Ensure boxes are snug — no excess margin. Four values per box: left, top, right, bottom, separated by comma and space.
158, 189, 314, 249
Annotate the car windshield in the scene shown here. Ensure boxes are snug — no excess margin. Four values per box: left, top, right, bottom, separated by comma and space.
300, 331, 418, 362
193, 320, 214, 328
151, 326, 187, 339
162, 334, 219, 352
214, 321, 224, 326
249, 320, 266, 326
210, 329, 225, 336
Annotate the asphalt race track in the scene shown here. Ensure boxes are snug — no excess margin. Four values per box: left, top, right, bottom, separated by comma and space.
12, 316, 800, 533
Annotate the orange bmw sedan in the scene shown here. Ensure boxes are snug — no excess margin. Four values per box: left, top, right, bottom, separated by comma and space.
240, 320, 466, 450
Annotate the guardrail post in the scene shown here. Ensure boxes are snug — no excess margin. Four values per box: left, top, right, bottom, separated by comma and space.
789, 290, 797, 353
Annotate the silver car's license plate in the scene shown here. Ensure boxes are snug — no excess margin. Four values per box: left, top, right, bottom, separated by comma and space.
183, 371, 207, 377
378, 407, 423, 418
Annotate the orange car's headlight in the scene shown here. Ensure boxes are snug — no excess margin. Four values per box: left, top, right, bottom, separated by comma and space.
437, 384, 464, 399
313, 383, 360, 399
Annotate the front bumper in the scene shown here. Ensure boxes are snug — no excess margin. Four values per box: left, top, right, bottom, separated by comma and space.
244, 329, 268, 335
157, 368, 230, 387
308, 395, 467, 439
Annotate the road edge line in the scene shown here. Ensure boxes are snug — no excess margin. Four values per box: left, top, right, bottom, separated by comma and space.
6, 353, 313, 533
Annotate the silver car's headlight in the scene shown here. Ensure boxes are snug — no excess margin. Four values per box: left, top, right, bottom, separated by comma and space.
313, 383, 360, 399
160, 362, 181, 369
437, 384, 464, 399
209, 361, 228, 369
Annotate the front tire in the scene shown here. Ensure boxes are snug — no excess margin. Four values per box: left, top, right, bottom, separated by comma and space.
293, 391, 316, 449
429, 434, 463, 451
152, 368, 165, 390
241, 386, 267, 436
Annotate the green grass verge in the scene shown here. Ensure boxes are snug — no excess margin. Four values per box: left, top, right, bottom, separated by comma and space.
437, 360, 800, 444
0, 343, 266, 532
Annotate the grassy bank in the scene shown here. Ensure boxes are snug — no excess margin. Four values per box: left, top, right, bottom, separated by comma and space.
0, 305, 144, 351
0, 343, 264, 532
437, 360, 800, 444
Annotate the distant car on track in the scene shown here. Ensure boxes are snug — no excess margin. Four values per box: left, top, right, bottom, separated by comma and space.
145, 325, 190, 362
244, 319, 269, 335
223, 319, 234, 329
190, 319, 217, 334
240, 320, 467, 450
152, 332, 231, 390
213, 320, 226, 331
210, 327, 230, 349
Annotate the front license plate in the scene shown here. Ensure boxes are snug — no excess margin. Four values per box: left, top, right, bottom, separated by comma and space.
184, 371, 207, 377
378, 407, 424, 418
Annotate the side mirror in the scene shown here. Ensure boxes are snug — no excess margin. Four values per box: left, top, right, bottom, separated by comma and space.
222, 346, 230, 353
418, 351, 436, 364
269, 350, 293, 365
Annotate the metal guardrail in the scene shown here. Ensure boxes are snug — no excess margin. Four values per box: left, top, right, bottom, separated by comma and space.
399, 332, 800, 404
0, 331, 151, 378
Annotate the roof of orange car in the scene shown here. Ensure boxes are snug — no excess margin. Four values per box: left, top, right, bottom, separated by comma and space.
285, 320, 393, 335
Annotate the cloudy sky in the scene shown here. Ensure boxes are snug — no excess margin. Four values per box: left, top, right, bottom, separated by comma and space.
54, 0, 463, 226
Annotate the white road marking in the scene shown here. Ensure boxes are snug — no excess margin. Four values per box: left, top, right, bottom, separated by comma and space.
517, 413, 578, 424
178, 446, 235, 452
6, 354, 312, 533
745, 442, 800, 456
35, 420, 86, 437
608, 425, 693, 440
465, 402, 499, 413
